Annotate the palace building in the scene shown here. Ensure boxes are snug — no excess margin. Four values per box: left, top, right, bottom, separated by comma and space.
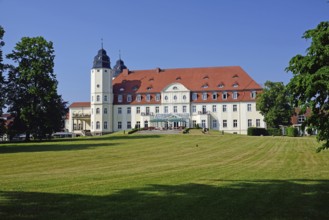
66, 48, 265, 135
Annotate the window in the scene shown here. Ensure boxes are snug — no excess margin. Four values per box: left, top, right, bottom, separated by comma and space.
164, 106, 168, 113
173, 86, 178, 90
173, 95, 177, 101
96, 84, 100, 88
118, 94, 123, 103
136, 121, 141, 129
193, 120, 197, 128
127, 94, 132, 102
201, 120, 206, 128
222, 92, 227, 100
218, 83, 224, 88
233, 91, 238, 99
192, 93, 197, 100
183, 95, 187, 100
223, 120, 227, 128
146, 94, 151, 102
155, 106, 159, 113
104, 121, 108, 129
192, 105, 196, 113
97, 95, 100, 102
127, 121, 131, 129
202, 105, 207, 114
233, 83, 239, 88
118, 121, 122, 129
183, 105, 187, 113
251, 91, 257, 99
127, 107, 131, 114
248, 119, 252, 127
96, 121, 100, 129
233, 119, 238, 128
104, 95, 108, 101
136, 107, 140, 114
174, 106, 177, 113
202, 83, 209, 88
298, 115, 306, 123
222, 105, 227, 112
104, 108, 108, 114
212, 120, 217, 128
233, 104, 237, 112
165, 95, 168, 101
247, 104, 252, 112
144, 120, 148, 128
202, 92, 207, 100
136, 94, 141, 102
256, 119, 261, 127
156, 94, 161, 101
146, 107, 150, 114
118, 107, 122, 114
96, 108, 100, 114
212, 105, 217, 112
212, 92, 217, 100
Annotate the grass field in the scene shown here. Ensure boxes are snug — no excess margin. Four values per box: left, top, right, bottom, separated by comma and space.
0, 130, 329, 219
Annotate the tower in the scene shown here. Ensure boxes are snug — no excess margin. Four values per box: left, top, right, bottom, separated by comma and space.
90, 47, 113, 135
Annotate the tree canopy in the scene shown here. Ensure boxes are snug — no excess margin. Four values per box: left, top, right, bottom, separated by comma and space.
6, 36, 66, 140
0, 26, 6, 136
286, 21, 329, 151
256, 81, 292, 128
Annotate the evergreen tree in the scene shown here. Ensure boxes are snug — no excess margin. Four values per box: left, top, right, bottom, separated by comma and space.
0, 26, 6, 136
6, 36, 66, 140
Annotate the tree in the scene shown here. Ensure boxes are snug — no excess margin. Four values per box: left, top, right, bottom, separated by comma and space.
6, 36, 66, 140
286, 21, 329, 152
0, 26, 6, 136
256, 81, 292, 128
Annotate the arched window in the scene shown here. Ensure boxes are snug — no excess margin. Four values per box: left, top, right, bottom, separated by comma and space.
97, 95, 100, 102
96, 108, 100, 114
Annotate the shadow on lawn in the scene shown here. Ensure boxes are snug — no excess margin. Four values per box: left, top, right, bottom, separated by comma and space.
1, 179, 329, 220
0, 135, 161, 154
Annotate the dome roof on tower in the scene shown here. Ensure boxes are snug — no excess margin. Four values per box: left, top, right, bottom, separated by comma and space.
92, 48, 111, 69
113, 58, 127, 78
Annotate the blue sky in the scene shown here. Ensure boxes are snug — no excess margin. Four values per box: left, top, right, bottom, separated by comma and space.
1, 0, 328, 104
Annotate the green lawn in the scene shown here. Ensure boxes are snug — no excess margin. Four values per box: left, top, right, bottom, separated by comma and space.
0, 131, 329, 219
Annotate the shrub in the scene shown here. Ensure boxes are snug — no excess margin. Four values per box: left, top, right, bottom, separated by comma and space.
247, 127, 268, 136
267, 128, 281, 136
306, 127, 313, 135
182, 128, 190, 134
287, 127, 299, 137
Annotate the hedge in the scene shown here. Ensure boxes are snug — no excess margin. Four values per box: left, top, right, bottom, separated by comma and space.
267, 128, 281, 136
128, 128, 139, 134
247, 127, 268, 136
287, 127, 299, 137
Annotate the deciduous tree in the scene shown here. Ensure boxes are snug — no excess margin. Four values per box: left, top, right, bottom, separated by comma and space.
286, 21, 329, 151
0, 26, 6, 136
256, 81, 292, 128
6, 36, 66, 140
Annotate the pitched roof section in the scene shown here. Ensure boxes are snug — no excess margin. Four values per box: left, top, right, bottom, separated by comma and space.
69, 102, 91, 108
113, 66, 262, 94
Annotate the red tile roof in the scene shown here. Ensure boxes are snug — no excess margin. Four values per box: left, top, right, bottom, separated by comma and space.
113, 66, 262, 104
69, 102, 91, 108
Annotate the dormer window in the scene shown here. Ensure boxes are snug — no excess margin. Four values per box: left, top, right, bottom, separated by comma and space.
233, 83, 239, 88
118, 94, 123, 103
147, 86, 152, 91
233, 91, 238, 99
133, 86, 139, 91
156, 93, 161, 101
136, 94, 141, 102
176, 76, 181, 80
202, 83, 209, 88
233, 74, 239, 78
192, 93, 198, 100
146, 94, 151, 102
222, 92, 228, 100
212, 92, 217, 100
120, 88, 124, 92
218, 83, 224, 88
251, 91, 257, 99
202, 92, 207, 100
149, 78, 154, 82
127, 94, 132, 102
203, 76, 209, 80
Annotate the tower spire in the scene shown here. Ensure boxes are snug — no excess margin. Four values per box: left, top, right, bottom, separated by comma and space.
119, 49, 121, 60
101, 38, 103, 49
